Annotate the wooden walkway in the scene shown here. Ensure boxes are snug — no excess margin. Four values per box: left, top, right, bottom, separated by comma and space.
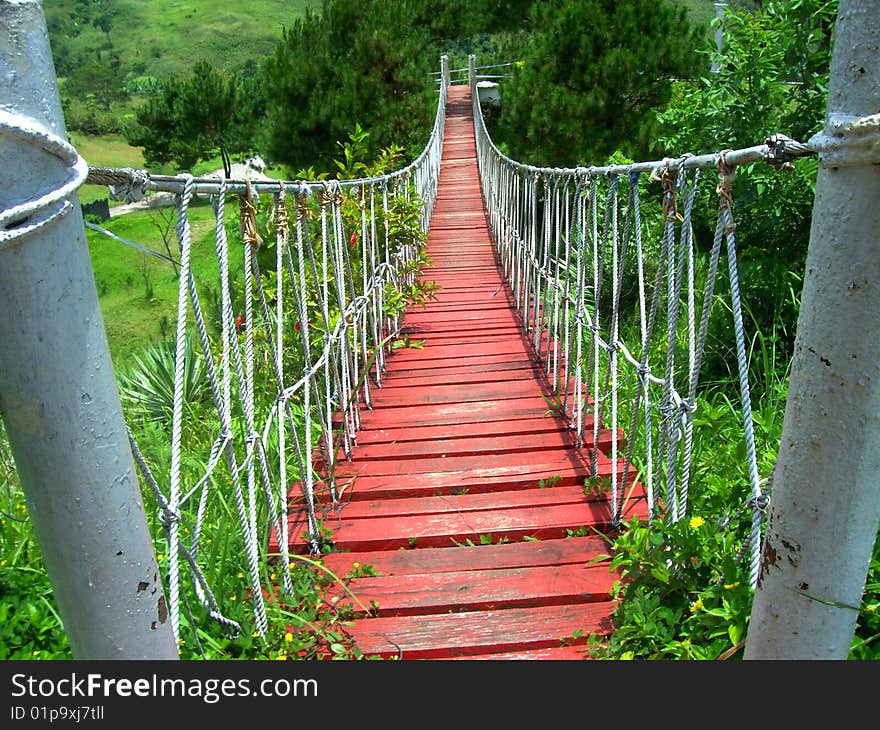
279, 86, 648, 659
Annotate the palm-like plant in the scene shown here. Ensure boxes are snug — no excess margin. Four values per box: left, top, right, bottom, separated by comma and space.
118, 332, 209, 423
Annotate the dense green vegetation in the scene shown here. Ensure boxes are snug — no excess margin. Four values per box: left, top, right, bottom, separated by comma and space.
1, 0, 876, 660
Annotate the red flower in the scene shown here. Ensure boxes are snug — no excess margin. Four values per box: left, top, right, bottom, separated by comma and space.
294, 321, 302, 332
235, 314, 244, 333
349, 231, 358, 250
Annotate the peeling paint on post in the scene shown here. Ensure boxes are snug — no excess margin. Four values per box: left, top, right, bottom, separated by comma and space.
0, 0, 178, 659
744, 0, 880, 659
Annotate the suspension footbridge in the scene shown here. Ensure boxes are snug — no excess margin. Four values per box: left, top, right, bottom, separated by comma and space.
4, 0, 878, 661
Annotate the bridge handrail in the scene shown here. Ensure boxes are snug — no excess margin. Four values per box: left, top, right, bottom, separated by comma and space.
77, 57, 452, 643
466, 55, 814, 589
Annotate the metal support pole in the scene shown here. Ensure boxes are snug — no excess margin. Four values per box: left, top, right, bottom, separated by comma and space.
744, 0, 880, 659
0, 0, 178, 659
441, 54, 450, 90
468, 54, 476, 90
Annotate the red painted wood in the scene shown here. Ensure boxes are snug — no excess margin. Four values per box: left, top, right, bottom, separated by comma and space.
319, 536, 608, 578
352, 413, 580, 445
345, 602, 614, 659
328, 484, 598, 520
329, 562, 616, 617
330, 455, 636, 502
290, 497, 648, 552
336, 428, 619, 463
331, 448, 617, 479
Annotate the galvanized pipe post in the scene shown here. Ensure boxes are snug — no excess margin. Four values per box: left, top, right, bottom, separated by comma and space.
0, 0, 178, 659
744, 0, 880, 659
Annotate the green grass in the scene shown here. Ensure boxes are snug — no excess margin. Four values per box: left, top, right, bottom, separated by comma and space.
45, 1, 317, 79
69, 132, 145, 205
86, 201, 233, 369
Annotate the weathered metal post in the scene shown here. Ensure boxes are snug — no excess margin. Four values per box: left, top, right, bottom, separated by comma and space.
0, 0, 178, 659
468, 54, 476, 90
441, 54, 450, 90
744, 0, 880, 659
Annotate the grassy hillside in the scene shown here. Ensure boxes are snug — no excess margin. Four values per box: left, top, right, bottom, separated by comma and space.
44, 0, 317, 79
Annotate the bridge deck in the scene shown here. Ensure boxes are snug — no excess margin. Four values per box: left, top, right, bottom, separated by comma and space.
279, 86, 648, 659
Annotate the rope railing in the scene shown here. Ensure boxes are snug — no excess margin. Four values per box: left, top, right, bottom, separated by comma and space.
88, 58, 450, 643
468, 57, 812, 588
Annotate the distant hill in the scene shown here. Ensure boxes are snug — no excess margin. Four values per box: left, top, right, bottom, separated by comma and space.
43, 0, 317, 81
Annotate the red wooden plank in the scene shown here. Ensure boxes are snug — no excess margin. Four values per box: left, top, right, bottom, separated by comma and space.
291, 498, 648, 552
339, 428, 619, 463
329, 484, 593, 520
358, 379, 556, 407
332, 447, 604, 479
329, 562, 616, 617
346, 602, 614, 659
330, 455, 632, 501
373, 363, 544, 389
352, 413, 583, 446
348, 397, 552, 427
319, 536, 608, 578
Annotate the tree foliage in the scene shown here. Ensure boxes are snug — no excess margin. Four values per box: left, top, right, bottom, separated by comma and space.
492, 0, 705, 167
126, 62, 261, 173
259, 0, 543, 173
655, 0, 838, 367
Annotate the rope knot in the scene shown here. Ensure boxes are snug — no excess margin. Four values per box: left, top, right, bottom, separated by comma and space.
659, 161, 683, 223
749, 494, 770, 512
239, 180, 261, 252
716, 149, 737, 214
159, 508, 180, 528
274, 185, 289, 242
108, 167, 150, 203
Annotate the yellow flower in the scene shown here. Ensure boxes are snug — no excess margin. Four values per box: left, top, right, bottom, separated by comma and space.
275, 653, 288, 661
352, 562, 360, 570
237, 572, 244, 579
251, 631, 260, 638
689, 516, 705, 529
689, 598, 703, 613
724, 581, 741, 590
178, 638, 186, 646
229, 595, 237, 602
284, 632, 293, 643
32, 651, 40, 657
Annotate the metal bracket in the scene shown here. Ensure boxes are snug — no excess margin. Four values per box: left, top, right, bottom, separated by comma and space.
808, 113, 880, 168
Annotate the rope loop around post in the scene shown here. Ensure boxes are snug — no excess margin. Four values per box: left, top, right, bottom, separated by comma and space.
0, 110, 89, 248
